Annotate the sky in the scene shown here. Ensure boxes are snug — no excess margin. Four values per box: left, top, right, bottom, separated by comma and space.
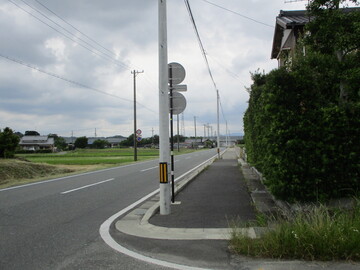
0, 0, 309, 138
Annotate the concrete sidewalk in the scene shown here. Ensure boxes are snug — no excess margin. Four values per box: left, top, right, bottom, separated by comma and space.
111, 148, 360, 270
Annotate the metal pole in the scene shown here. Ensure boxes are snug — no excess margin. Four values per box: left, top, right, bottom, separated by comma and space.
131, 70, 144, 161
216, 89, 220, 158
132, 70, 137, 161
159, 0, 171, 215
169, 66, 175, 203
177, 114, 180, 151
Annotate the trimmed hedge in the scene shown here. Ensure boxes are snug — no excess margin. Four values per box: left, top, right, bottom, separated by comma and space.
244, 67, 360, 202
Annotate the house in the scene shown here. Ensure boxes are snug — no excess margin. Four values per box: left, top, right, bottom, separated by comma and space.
271, 8, 360, 67
271, 10, 310, 67
19, 136, 55, 152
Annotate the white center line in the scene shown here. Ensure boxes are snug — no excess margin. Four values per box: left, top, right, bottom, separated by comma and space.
140, 166, 158, 172
61, 178, 115, 194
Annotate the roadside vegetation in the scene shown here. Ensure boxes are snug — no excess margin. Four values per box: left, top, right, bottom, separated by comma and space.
0, 159, 75, 188
0, 147, 203, 189
243, 0, 360, 202
230, 200, 360, 261
233, 0, 360, 261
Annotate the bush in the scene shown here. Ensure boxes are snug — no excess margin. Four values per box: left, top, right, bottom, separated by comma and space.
0, 127, 20, 158
244, 68, 360, 202
230, 200, 360, 261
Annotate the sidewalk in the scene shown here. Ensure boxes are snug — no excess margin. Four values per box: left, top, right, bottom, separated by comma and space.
111, 148, 360, 270
149, 149, 256, 229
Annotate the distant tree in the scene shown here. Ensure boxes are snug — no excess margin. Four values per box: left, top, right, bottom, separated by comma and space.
120, 134, 135, 147
152, 135, 159, 144
174, 135, 186, 143
92, 139, 108, 149
25, 130, 40, 136
48, 134, 66, 151
74, 136, 88, 149
55, 137, 67, 150
0, 127, 20, 158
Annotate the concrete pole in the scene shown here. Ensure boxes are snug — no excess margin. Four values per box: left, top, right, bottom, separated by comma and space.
194, 116, 197, 149
158, 0, 171, 215
216, 90, 220, 158
226, 120, 228, 147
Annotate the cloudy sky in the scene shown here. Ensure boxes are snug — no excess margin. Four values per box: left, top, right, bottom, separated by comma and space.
0, 0, 308, 138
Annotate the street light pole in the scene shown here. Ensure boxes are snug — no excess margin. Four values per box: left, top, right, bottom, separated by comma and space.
216, 89, 220, 158
159, 0, 171, 215
132, 70, 144, 162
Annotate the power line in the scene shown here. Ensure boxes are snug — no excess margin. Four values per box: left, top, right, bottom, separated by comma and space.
184, 0, 217, 91
199, 0, 274, 28
0, 53, 156, 114
33, 0, 120, 61
184, 0, 229, 137
8, 0, 131, 70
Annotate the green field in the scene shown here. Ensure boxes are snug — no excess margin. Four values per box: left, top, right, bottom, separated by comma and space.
16, 148, 199, 166
17, 148, 160, 165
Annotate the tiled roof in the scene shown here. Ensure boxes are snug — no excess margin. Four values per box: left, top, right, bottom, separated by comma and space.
276, 10, 310, 28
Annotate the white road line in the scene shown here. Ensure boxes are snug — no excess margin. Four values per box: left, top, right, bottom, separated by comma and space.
0, 159, 157, 192
140, 166, 158, 172
61, 178, 115, 194
99, 154, 219, 270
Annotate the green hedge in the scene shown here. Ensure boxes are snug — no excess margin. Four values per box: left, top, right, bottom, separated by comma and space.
244, 67, 360, 202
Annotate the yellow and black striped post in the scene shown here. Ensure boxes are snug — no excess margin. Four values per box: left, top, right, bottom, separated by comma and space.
159, 162, 168, 184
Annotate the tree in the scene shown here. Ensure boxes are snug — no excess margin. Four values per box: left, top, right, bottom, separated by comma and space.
305, 0, 360, 103
74, 136, 88, 149
120, 134, 135, 147
0, 127, 20, 158
25, 130, 40, 136
92, 139, 108, 149
55, 137, 67, 150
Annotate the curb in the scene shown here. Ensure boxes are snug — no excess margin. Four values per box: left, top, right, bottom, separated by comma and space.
115, 149, 264, 240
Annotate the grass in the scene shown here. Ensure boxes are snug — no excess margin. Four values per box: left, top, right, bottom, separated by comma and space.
230, 200, 360, 261
16, 148, 160, 165
1, 148, 202, 189
0, 159, 75, 188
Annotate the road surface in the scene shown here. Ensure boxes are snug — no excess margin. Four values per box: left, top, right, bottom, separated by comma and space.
0, 149, 218, 270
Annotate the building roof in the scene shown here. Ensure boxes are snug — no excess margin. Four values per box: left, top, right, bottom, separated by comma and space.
19, 136, 54, 145
271, 7, 360, 59
271, 10, 309, 59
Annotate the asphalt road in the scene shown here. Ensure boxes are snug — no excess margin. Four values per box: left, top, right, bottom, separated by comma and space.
0, 149, 219, 270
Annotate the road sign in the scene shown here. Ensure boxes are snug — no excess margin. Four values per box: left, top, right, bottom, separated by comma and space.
136, 129, 142, 135
168, 62, 185, 85
169, 84, 187, 92
171, 92, 187, 115
137, 136, 142, 142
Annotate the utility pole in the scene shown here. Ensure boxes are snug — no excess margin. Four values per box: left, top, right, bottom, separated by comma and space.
159, 0, 171, 215
132, 70, 144, 162
194, 116, 197, 149
151, 127, 154, 146
216, 89, 220, 158
226, 121, 228, 147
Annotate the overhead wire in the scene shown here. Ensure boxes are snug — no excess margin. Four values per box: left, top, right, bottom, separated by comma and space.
199, 0, 274, 28
0, 53, 157, 114
28, 0, 159, 99
33, 0, 120, 61
184, 0, 228, 125
8, 0, 131, 70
